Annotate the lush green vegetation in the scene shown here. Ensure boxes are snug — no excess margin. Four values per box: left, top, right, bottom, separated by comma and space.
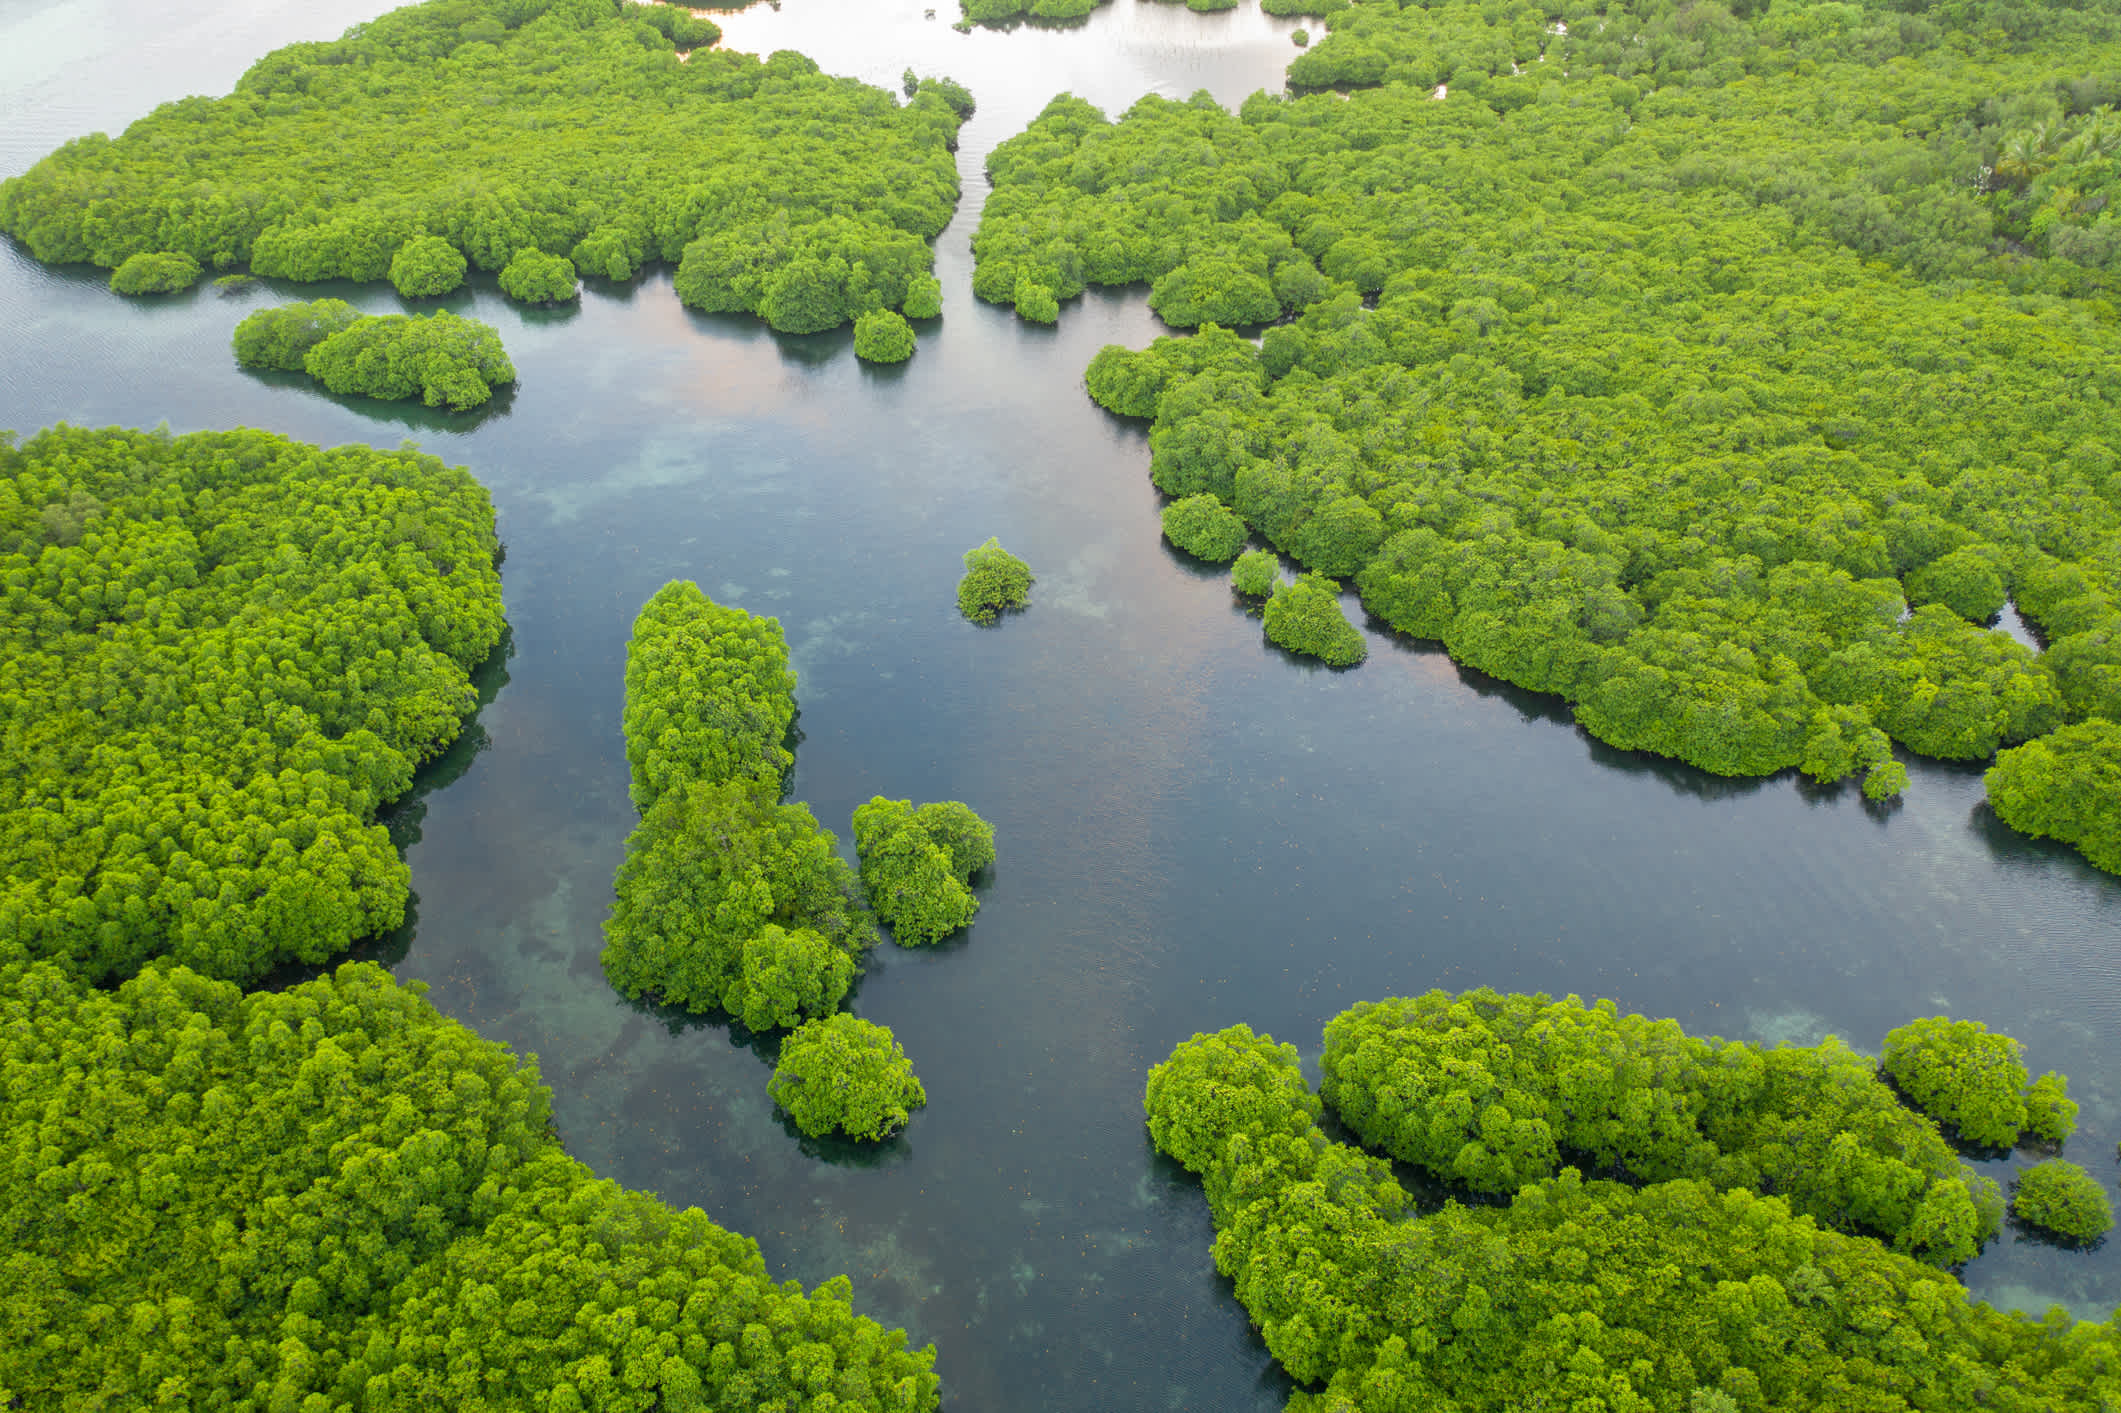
601, 582, 875, 1022
1323, 990, 2001, 1264
957, 537, 1033, 623
388, 234, 467, 297
0, 958, 942, 1410
957, 0, 1109, 29
1880, 1015, 2077, 1149
496, 246, 578, 304
2013, 1159, 2117, 1243
769, 1013, 929, 1141
1987, 720, 2121, 874
0, 425, 503, 985
234, 300, 517, 410
852, 797, 995, 946
974, 0, 2121, 820
1263, 573, 1366, 666
108, 249, 201, 294
1146, 1009, 2121, 1413
0, 0, 965, 328
1231, 547, 1280, 598
854, 308, 917, 363
1162, 492, 1250, 561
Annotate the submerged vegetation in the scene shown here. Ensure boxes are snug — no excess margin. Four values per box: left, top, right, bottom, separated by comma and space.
0, 0, 965, 329
957, 537, 1034, 623
0, 959, 942, 1409
770, 1012, 929, 1141
853, 797, 995, 946
234, 299, 516, 410
1148, 996, 2121, 1411
973, 0, 2121, 853
0, 425, 504, 984
601, 582, 875, 1021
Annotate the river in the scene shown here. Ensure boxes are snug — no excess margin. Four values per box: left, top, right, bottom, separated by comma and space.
3, 0, 2119, 1406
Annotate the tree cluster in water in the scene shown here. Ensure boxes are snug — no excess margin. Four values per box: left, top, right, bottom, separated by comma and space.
0, 426, 505, 984
974, 0, 2121, 858
1145, 991, 2121, 1412
234, 299, 517, 410
0, 959, 941, 1411
0, 0, 965, 332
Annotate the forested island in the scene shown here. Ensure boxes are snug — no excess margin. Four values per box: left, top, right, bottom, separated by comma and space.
974, 0, 2121, 859
0, 0, 966, 333
1147, 992, 2121, 1410
235, 300, 517, 410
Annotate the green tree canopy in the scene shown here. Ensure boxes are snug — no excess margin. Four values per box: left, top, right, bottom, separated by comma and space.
957, 537, 1033, 624
0, 0, 966, 334
621, 580, 796, 811
2012, 1159, 2116, 1243
852, 797, 994, 945
387, 233, 468, 297
496, 246, 578, 304
1231, 547, 1280, 598
853, 308, 917, 363
0, 958, 941, 1410
1986, 719, 2121, 875
769, 1013, 928, 1141
0, 425, 504, 984
1263, 572, 1366, 666
1162, 493, 1250, 562
236, 302, 517, 410
108, 250, 200, 294
1880, 1015, 2076, 1149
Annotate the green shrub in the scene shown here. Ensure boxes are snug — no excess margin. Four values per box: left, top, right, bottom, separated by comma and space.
388, 234, 467, 297
852, 797, 994, 945
497, 247, 577, 303
297, 308, 516, 410
1906, 547, 2007, 623
621, 580, 797, 809
854, 307, 916, 362
769, 1013, 928, 1140
1986, 720, 2121, 876
2012, 1160, 2114, 1242
1231, 547, 1280, 597
902, 272, 944, 318
1014, 276, 1059, 324
0, 959, 941, 1409
1161, 493, 1250, 561
636, 2, 720, 47
1264, 572, 1366, 665
108, 250, 200, 294
1880, 1016, 2036, 1148
230, 297, 362, 370
957, 537, 1033, 623
2024, 1070, 2080, 1146
0, 425, 503, 984
1293, 28, 1310, 45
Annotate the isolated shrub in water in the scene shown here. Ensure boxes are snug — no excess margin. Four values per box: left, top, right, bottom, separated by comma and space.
770, 1013, 928, 1140
957, 537, 1033, 623
2012, 1160, 2113, 1242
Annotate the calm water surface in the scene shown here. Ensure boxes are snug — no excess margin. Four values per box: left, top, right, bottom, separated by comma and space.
5, 1, 2120, 1407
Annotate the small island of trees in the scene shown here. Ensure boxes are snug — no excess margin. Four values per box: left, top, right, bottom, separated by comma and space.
853, 797, 996, 945
769, 1012, 930, 1141
234, 300, 517, 410
957, 537, 1033, 623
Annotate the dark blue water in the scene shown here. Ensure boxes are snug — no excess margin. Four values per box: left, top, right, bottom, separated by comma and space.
4, 1, 2119, 1407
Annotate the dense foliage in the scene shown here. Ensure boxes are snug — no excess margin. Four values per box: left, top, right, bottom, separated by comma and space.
1231, 547, 1280, 597
1986, 720, 2121, 874
1146, 1018, 2121, 1413
108, 249, 201, 294
601, 583, 875, 1023
957, 0, 1108, 28
1322, 990, 1999, 1264
234, 301, 517, 410
495, 246, 575, 303
0, 425, 502, 984
975, 0, 2121, 818
1880, 1015, 2077, 1148
0, 959, 942, 1410
387, 234, 467, 297
956, 537, 1033, 623
2013, 1160, 2117, 1244
1162, 492, 1250, 561
854, 308, 917, 363
0, 0, 964, 331
852, 797, 995, 946
769, 1013, 929, 1142
1263, 573, 1367, 666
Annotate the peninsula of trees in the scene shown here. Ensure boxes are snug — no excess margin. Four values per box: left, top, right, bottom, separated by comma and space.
0, 0, 966, 333
972, 0, 2121, 853
234, 300, 517, 410
0, 425, 505, 983
1146, 991, 2121, 1411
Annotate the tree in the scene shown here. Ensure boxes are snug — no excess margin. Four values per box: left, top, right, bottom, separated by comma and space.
902, 272, 944, 318
1881, 1016, 2040, 1148
957, 537, 1033, 623
230, 297, 363, 370
1986, 721, 2121, 876
1161, 494, 1250, 561
1231, 547, 1280, 597
108, 250, 200, 294
852, 796, 994, 945
1014, 277, 1059, 324
2012, 1160, 2114, 1243
278, 307, 517, 410
854, 308, 916, 363
497, 247, 577, 303
1263, 572, 1366, 665
388, 234, 468, 297
769, 1013, 928, 1140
